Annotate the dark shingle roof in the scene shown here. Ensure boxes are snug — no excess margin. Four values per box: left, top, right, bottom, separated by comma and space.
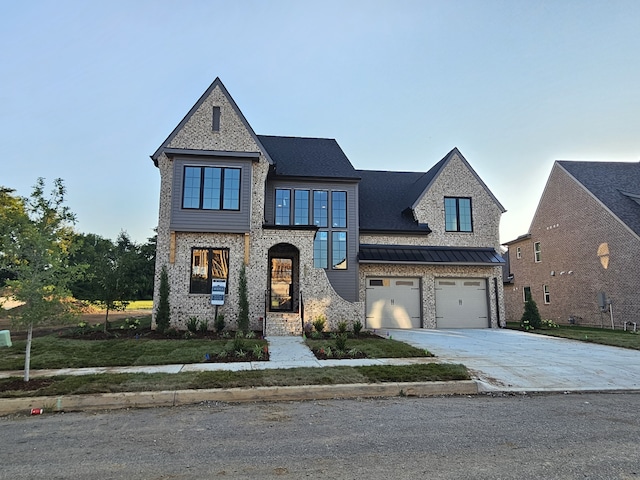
558, 161, 640, 236
257, 135, 359, 180
359, 245, 505, 265
356, 159, 445, 232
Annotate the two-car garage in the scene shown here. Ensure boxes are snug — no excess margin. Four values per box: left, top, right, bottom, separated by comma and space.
365, 276, 489, 329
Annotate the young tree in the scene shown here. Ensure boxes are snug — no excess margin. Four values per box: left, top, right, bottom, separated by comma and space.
2, 178, 80, 381
237, 263, 249, 333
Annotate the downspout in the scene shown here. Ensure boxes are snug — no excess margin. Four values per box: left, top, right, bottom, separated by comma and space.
494, 277, 502, 328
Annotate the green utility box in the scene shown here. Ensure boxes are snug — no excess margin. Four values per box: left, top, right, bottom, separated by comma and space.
0, 330, 11, 347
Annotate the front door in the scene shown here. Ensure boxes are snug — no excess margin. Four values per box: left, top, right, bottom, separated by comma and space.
270, 257, 293, 311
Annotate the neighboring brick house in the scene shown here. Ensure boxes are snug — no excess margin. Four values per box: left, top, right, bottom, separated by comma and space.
504, 161, 640, 327
151, 78, 506, 335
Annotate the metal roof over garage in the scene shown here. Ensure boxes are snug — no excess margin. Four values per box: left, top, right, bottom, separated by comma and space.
359, 245, 505, 265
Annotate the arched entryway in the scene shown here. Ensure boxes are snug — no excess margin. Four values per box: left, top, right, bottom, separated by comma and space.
268, 243, 300, 312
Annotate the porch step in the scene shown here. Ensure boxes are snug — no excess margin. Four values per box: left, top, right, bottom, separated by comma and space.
265, 312, 303, 337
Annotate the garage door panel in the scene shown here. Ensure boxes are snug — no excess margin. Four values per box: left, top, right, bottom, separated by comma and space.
435, 278, 488, 329
366, 277, 421, 329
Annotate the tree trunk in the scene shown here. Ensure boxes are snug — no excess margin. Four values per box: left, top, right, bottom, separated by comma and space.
24, 323, 33, 382
104, 305, 110, 333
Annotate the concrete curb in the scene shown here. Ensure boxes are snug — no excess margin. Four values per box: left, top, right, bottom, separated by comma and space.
0, 380, 479, 416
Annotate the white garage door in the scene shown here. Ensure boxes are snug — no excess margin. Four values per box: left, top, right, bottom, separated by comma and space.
435, 278, 488, 328
366, 277, 421, 329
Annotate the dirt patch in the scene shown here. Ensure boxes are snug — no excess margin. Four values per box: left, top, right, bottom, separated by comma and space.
1, 378, 54, 392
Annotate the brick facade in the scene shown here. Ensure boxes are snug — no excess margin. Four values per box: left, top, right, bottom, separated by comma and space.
505, 163, 640, 327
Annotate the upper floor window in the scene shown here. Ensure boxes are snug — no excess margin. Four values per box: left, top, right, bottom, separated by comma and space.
313, 231, 328, 268
534, 242, 541, 262
444, 197, 472, 232
332, 191, 347, 228
190, 248, 229, 294
332, 232, 347, 269
275, 189, 290, 225
516, 247, 522, 259
183, 166, 240, 211
294, 190, 310, 225
313, 191, 328, 227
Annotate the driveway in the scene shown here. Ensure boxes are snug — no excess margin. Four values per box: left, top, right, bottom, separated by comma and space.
389, 328, 640, 392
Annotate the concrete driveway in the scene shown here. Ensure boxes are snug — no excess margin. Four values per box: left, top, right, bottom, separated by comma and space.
388, 328, 640, 393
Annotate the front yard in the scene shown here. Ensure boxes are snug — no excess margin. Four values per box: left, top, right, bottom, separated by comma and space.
507, 322, 640, 350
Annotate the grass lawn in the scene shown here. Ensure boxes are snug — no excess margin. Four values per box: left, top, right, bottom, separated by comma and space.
506, 322, 640, 350
0, 363, 470, 398
0, 335, 268, 370
305, 336, 432, 358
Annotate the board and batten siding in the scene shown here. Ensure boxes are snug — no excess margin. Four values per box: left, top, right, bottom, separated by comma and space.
170, 156, 253, 233
265, 179, 360, 303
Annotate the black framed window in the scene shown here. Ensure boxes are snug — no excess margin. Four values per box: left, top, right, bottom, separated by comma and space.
332, 231, 347, 270
313, 191, 328, 227
444, 197, 472, 232
313, 231, 328, 268
275, 189, 291, 225
190, 248, 229, 294
332, 191, 347, 228
182, 166, 240, 211
294, 190, 310, 225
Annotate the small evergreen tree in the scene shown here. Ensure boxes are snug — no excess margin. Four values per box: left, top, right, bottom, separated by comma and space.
155, 265, 170, 333
521, 297, 542, 330
237, 264, 249, 333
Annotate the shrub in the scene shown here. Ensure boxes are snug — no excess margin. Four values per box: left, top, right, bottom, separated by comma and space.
542, 319, 559, 329
231, 332, 245, 353
335, 333, 348, 352
214, 314, 225, 333
337, 321, 348, 334
352, 320, 363, 336
521, 298, 542, 330
186, 316, 199, 334
155, 265, 170, 333
198, 319, 208, 334
313, 316, 326, 333
252, 344, 264, 360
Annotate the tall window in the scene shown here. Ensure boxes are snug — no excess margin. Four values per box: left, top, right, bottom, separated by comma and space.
444, 197, 472, 232
275, 189, 290, 225
294, 190, 310, 225
523, 286, 531, 302
534, 242, 541, 262
313, 232, 328, 268
516, 247, 522, 259
313, 191, 328, 227
332, 232, 347, 269
190, 248, 229, 294
332, 191, 347, 228
543, 285, 550, 304
182, 166, 240, 211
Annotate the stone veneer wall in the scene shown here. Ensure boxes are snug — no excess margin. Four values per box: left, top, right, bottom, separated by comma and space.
412, 153, 503, 251
360, 264, 505, 328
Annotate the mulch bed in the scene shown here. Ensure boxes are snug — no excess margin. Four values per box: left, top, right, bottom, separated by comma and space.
310, 349, 368, 360
1, 378, 54, 392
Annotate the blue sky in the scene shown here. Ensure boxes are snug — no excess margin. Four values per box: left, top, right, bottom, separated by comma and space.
2, 0, 639, 245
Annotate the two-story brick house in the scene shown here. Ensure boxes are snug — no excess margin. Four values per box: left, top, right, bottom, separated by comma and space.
151, 78, 506, 334
504, 161, 640, 327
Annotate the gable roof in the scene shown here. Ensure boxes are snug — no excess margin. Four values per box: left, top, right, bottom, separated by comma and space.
258, 135, 359, 180
557, 161, 640, 237
151, 77, 273, 166
411, 148, 506, 212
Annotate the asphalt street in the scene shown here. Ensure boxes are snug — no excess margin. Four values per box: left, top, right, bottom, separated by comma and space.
1, 393, 639, 479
